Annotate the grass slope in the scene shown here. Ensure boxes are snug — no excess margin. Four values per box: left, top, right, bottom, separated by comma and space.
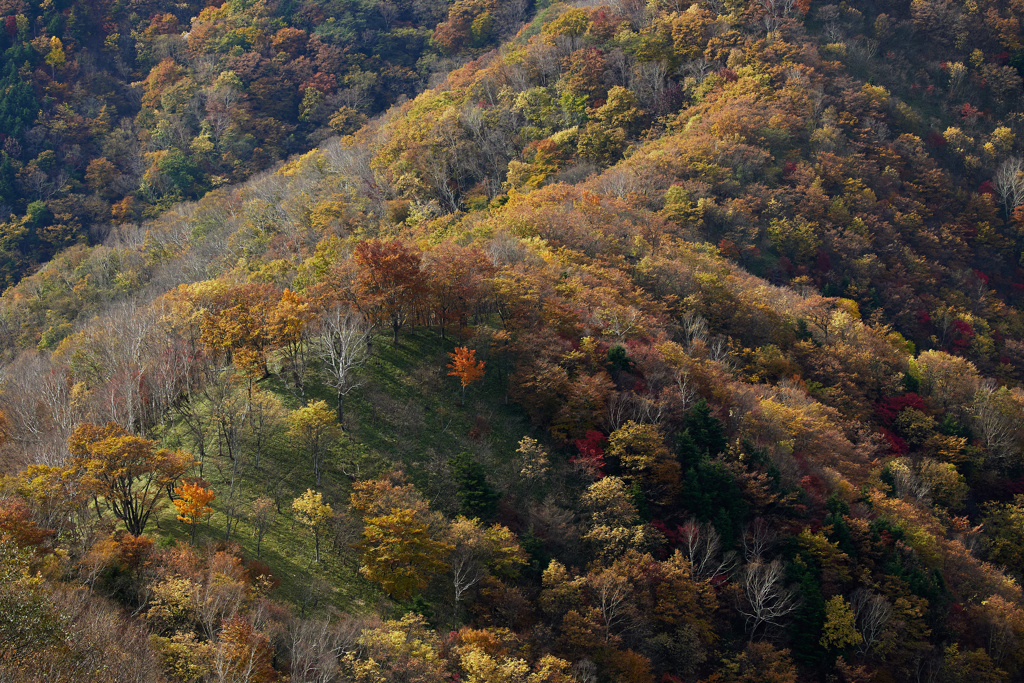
149, 327, 534, 613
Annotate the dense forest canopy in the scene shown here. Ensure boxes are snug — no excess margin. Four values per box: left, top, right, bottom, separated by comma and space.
5, 0, 1024, 681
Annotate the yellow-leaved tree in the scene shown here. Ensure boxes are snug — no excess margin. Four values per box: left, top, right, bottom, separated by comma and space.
287, 400, 340, 485
292, 489, 333, 562
820, 595, 861, 651
44, 36, 65, 75
349, 473, 452, 599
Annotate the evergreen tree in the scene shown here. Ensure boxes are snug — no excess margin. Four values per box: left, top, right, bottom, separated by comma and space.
0, 152, 16, 210
789, 556, 826, 666
683, 400, 728, 458
449, 452, 499, 520
0, 62, 38, 142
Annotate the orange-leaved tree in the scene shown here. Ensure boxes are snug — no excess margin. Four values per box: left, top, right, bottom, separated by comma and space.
200, 283, 281, 379
173, 481, 215, 542
448, 346, 485, 405
69, 422, 193, 536
353, 239, 425, 344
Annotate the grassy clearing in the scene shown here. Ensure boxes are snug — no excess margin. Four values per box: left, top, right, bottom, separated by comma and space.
149, 326, 535, 613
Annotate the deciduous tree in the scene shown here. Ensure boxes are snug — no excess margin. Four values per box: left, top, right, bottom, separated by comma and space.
359, 507, 452, 599
353, 239, 425, 344
173, 481, 215, 543
293, 489, 333, 563
820, 595, 861, 651
68, 422, 193, 536
270, 289, 315, 400
739, 559, 797, 640
201, 283, 281, 378
423, 243, 493, 340
445, 516, 526, 627
448, 346, 486, 405
315, 307, 371, 426
288, 400, 341, 485
248, 496, 275, 560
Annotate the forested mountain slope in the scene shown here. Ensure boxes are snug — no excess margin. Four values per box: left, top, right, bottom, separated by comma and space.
0, 0, 523, 285
4, 0, 1024, 681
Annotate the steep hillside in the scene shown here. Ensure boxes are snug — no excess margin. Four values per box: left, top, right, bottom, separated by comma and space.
4, 0, 1024, 682
0, 0, 525, 286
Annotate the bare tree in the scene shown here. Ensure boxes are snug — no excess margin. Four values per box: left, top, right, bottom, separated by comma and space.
144, 332, 196, 431
850, 588, 892, 657
246, 389, 286, 470
195, 574, 246, 640
758, 0, 796, 33
0, 352, 82, 466
91, 300, 156, 433
377, 0, 399, 29
205, 370, 250, 538
493, 0, 529, 36
168, 347, 219, 477
265, 462, 296, 514
288, 614, 367, 683
972, 380, 1024, 468
34, 365, 81, 459
249, 496, 276, 560
680, 310, 710, 352
995, 156, 1024, 216
449, 542, 487, 629
589, 569, 638, 643
682, 59, 714, 86
680, 518, 737, 580
210, 374, 249, 479
739, 559, 797, 640
315, 307, 371, 427
25, 586, 165, 681
888, 459, 931, 501
570, 659, 598, 683
742, 517, 779, 562
675, 370, 697, 413
817, 4, 845, 41
630, 61, 669, 112
606, 390, 666, 431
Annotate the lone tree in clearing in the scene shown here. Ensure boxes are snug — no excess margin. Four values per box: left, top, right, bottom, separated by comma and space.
447, 346, 485, 405
293, 489, 333, 563
249, 496, 275, 560
287, 400, 341, 486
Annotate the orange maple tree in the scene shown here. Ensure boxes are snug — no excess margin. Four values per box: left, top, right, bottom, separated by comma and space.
447, 346, 485, 405
353, 239, 425, 344
173, 481, 216, 542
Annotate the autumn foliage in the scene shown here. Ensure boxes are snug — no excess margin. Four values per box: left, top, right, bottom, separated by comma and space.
448, 346, 486, 404
173, 482, 215, 542
5, 0, 1024, 679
